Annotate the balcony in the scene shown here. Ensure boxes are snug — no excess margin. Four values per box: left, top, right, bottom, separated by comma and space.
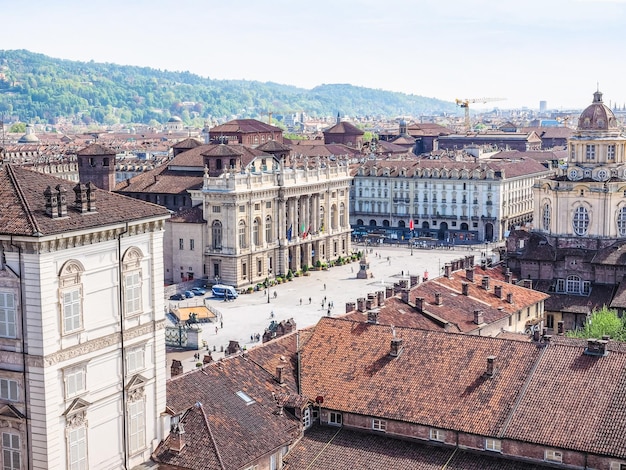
393, 198, 410, 204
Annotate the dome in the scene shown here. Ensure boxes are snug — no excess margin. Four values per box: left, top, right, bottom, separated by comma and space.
168, 116, 183, 122
577, 91, 618, 131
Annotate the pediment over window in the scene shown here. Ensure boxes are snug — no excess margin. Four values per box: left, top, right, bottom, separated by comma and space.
126, 374, 148, 402
63, 397, 90, 418
0, 403, 25, 422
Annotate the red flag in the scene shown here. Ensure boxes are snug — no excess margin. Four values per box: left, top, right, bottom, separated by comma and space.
409, 219, 414, 230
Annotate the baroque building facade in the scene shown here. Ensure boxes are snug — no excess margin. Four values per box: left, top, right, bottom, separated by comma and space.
350, 156, 552, 243
190, 157, 352, 287
508, 91, 626, 331
0, 164, 170, 469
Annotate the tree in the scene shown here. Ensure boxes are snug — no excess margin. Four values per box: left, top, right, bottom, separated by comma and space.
566, 306, 626, 341
9, 122, 26, 133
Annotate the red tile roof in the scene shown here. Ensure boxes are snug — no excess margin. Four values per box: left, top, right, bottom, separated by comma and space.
0, 164, 169, 237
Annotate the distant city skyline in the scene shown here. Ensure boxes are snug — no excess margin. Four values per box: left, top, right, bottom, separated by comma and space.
5, 0, 626, 111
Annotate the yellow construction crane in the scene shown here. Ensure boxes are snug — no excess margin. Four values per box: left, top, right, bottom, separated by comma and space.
455, 97, 505, 131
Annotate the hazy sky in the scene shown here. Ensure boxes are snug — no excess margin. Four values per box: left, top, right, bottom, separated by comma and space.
4, 0, 626, 110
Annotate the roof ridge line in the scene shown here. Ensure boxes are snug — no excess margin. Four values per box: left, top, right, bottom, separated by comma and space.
198, 403, 226, 470
6, 165, 42, 236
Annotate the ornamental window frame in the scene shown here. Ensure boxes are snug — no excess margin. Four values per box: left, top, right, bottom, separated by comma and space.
618, 207, 626, 236
64, 365, 87, 399
1, 431, 21, 470
542, 203, 551, 231
572, 206, 589, 236
122, 248, 143, 317
212, 220, 222, 250
0, 291, 16, 339
59, 260, 85, 336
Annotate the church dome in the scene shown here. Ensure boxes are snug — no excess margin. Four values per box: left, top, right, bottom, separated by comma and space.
577, 91, 618, 131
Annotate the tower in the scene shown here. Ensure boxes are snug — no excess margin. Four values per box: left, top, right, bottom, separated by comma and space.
76, 143, 117, 191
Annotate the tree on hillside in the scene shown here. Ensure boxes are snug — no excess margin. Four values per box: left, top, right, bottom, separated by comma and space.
9, 122, 26, 133
566, 306, 626, 341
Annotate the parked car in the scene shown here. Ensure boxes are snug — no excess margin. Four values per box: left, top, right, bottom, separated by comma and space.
169, 293, 184, 301
184, 290, 195, 298
191, 287, 207, 295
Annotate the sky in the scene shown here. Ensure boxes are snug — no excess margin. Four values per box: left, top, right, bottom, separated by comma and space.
3, 0, 626, 111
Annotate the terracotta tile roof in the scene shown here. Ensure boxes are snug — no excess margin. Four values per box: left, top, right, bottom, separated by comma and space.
323, 121, 364, 135
300, 317, 542, 437
542, 285, 614, 314
610, 278, 626, 309
210, 119, 283, 134
114, 164, 203, 195
593, 240, 626, 265
504, 343, 626, 458
156, 354, 302, 470
284, 425, 553, 470
0, 164, 169, 237
169, 205, 205, 224
76, 142, 117, 156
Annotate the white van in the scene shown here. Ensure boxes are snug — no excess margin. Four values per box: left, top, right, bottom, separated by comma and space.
211, 284, 238, 299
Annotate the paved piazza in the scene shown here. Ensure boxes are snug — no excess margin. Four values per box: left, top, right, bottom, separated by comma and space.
166, 243, 494, 376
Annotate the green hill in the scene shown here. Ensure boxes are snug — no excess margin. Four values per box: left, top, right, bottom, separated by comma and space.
0, 49, 456, 126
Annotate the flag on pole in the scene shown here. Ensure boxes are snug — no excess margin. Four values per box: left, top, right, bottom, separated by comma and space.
409, 219, 414, 230
287, 224, 292, 241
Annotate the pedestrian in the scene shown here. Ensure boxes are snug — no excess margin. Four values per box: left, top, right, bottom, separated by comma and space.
324, 296, 327, 303
251, 334, 254, 342
270, 310, 274, 318
300, 298, 302, 305
309, 297, 311, 304
323, 283, 326, 290
215, 326, 218, 334
351, 266, 354, 273
327, 307, 331, 316
220, 320, 223, 329
274, 291, 277, 299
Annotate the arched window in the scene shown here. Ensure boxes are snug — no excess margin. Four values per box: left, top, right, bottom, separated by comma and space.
238, 220, 247, 248
122, 247, 143, 316
542, 203, 551, 231
252, 218, 260, 246
265, 216, 272, 243
59, 260, 85, 335
573, 206, 589, 236
618, 207, 626, 236
212, 221, 222, 249
339, 203, 345, 227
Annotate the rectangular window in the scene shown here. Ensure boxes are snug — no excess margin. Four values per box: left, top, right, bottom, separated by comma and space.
189, 239, 195, 251
372, 419, 387, 432
556, 279, 565, 292
212, 206, 221, 213
0, 379, 18, 401
610, 462, 626, 470
266, 202, 272, 208
0, 292, 16, 338
585, 144, 596, 160
126, 347, 145, 374
485, 438, 501, 452
2, 432, 21, 470
68, 426, 87, 470
545, 449, 563, 462
242, 262, 247, 280
63, 288, 82, 333
254, 203, 260, 211
129, 399, 146, 454
125, 272, 142, 315
179, 238, 184, 250
329, 412, 342, 426
65, 368, 86, 398
608, 144, 616, 160
239, 205, 245, 213
429, 428, 445, 442
546, 314, 554, 329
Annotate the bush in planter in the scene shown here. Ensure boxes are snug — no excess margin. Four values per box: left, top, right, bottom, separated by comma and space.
287, 269, 294, 280
302, 264, 309, 273
314, 260, 322, 270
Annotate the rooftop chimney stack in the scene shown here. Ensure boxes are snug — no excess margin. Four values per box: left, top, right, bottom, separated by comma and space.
415, 297, 424, 312
345, 301, 356, 314
377, 290, 385, 307
506, 292, 513, 304
585, 338, 609, 357
367, 310, 379, 324
557, 321, 564, 334
481, 276, 490, 291
462, 282, 469, 296
494, 285, 503, 298
434, 292, 442, 306
485, 356, 497, 377
474, 309, 484, 325
276, 365, 285, 385
44, 186, 58, 218
444, 264, 451, 278
169, 424, 186, 453
357, 297, 367, 312
466, 268, 475, 282
389, 327, 403, 357
505, 269, 512, 284
171, 359, 183, 377
56, 185, 68, 217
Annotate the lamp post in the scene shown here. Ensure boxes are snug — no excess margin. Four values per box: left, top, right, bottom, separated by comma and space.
267, 258, 271, 304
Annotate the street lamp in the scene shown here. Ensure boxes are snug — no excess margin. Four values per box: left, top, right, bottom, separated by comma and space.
267, 259, 272, 304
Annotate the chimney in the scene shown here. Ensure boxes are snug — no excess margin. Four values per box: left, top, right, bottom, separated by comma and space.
505, 269, 512, 284
377, 290, 385, 307
56, 185, 68, 217
357, 297, 367, 312
415, 297, 424, 312
461, 282, 469, 296
557, 321, 564, 334
345, 301, 356, 313
494, 285, 503, 299
367, 310, 379, 324
366, 299, 373, 310
171, 359, 183, 377
481, 276, 490, 291
444, 264, 451, 278
473, 309, 484, 325
385, 286, 394, 298
367, 293, 378, 308
203, 353, 213, 364
485, 356, 497, 377
466, 268, 475, 282
389, 327, 403, 357
506, 292, 513, 304
169, 424, 186, 453
434, 292, 442, 306
410, 275, 419, 287
399, 279, 409, 289
584, 338, 609, 357
276, 365, 285, 384
73, 183, 89, 213
86, 181, 97, 212
44, 186, 58, 218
